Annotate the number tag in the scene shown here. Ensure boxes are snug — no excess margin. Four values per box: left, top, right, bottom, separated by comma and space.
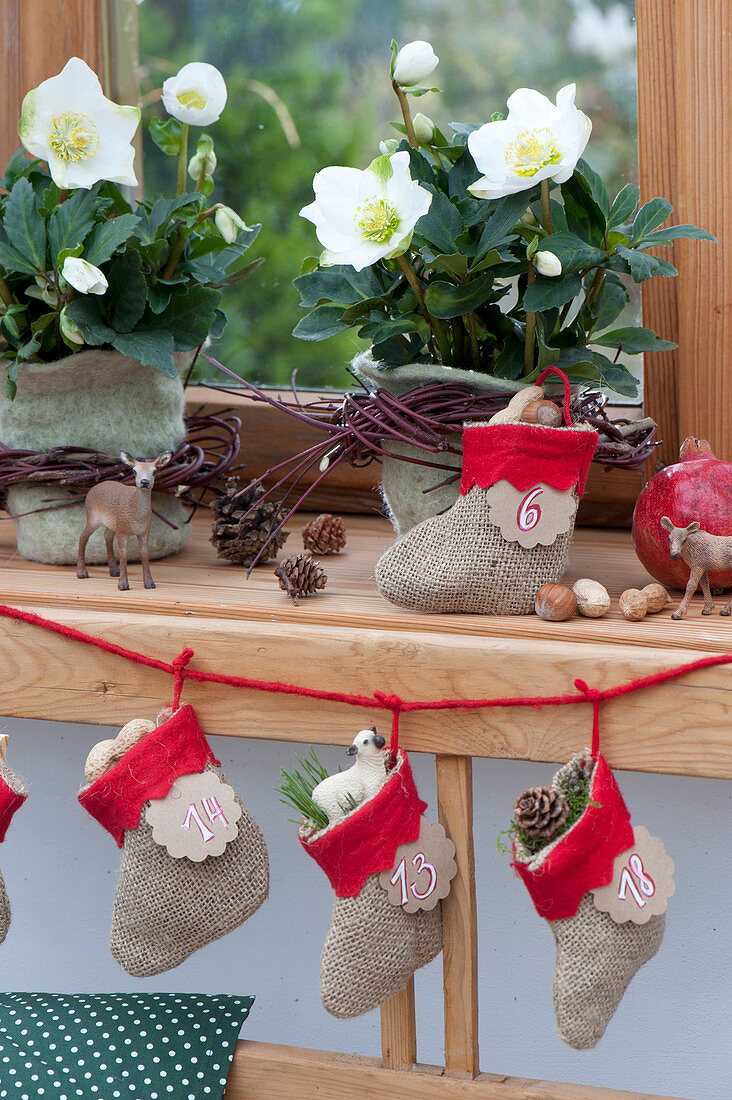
484, 480, 577, 548
592, 825, 675, 925
379, 817, 457, 913
145, 771, 242, 862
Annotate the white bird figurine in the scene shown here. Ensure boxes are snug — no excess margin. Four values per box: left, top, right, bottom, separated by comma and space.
311, 728, 388, 825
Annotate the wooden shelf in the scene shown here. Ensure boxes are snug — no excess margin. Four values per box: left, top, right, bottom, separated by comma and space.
0, 513, 729, 780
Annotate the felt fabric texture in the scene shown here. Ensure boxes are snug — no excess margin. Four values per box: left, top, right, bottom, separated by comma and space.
375, 484, 577, 615
0, 871, 8, 945
0, 762, 27, 844
512, 754, 635, 920
79, 705, 218, 848
460, 422, 598, 497
7, 485, 190, 566
0, 991, 253, 1099
301, 750, 426, 897
320, 872, 442, 1018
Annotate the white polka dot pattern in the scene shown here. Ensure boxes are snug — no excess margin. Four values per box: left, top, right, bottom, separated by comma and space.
0, 992, 253, 1099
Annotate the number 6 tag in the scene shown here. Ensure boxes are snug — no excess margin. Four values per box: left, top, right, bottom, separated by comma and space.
592, 826, 675, 925
483, 480, 577, 548
379, 817, 457, 913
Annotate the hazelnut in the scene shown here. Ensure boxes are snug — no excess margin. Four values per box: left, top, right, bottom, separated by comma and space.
535, 583, 577, 621
521, 399, 563, 427
619, 588, 647, 621
572, 578, 611, 618
642, 582, 670, 613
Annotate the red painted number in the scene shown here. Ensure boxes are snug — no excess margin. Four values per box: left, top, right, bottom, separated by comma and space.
618, 853, 656, 908
517, 487, 543, 531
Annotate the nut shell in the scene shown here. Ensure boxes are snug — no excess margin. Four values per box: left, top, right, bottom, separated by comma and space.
534, 583, 577, 621
572, 578, 611, 618
642, 582, 670, 613
619, 588, 647, 621
521, 399, 562, 427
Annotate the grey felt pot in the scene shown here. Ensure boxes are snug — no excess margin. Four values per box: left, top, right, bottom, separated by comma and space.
0, 350, 193, 565
353, 349, 523, 536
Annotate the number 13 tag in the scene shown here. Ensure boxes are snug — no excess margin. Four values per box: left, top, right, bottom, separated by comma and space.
484, 480, 577, 548
592, 826, 675, 924
379, 817, 457, 913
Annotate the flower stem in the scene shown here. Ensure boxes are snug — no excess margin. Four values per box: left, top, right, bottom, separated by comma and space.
396, 253, 451, 364
540, 179, 553, 234
466, 311, 480, 369
392, 82, 418, 148
176, 124, 189, 195
523, 260, 536, 375
0, 275, 16, 307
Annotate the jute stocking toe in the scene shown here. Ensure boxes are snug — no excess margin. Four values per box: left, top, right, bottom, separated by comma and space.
79, 705, 269, 977
0, 757, 28, 945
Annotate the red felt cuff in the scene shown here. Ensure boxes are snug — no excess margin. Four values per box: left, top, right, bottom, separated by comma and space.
78, 704, 219, 848
300, 750, 427, 898
511, 754, 634, 920
460, 423, 598, 498
0, 774, 26, 843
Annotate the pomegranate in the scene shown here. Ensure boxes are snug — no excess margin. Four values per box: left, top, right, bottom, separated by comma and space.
632, 437, 732, 590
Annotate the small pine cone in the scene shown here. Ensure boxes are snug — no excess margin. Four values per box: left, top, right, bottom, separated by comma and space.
302, 513, 346, 555
274, 552, 327, 605
513, 785, 569, 840
210, 477, 288, 566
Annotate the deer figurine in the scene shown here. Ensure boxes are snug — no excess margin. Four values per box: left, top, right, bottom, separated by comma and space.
77, 451, 172, 590
661, 516, 732, 619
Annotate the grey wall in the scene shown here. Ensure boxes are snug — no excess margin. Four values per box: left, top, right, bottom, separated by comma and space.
0, 717, 729, 1099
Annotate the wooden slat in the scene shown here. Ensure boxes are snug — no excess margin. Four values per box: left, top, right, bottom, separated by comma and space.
0, 0, 105, 167
380, 980, 417, 1070
674, 3, 732, 456
436, 756, 479, 1078
636, 0, 681, 472
223, 1041, 688, 1100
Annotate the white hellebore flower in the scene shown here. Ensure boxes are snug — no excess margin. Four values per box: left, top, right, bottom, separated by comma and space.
413, 112, 435, 143
534, 251, 563, 277
62, 256, 108, 296
468, 84, 591, 199
60, 307, 85, 345
162, 63, 227, 126
188, 147, 217, 181
392, 41, 439, 88
214, 205, 250, 244
300, 151, 432, 272
18, 57, 140, 190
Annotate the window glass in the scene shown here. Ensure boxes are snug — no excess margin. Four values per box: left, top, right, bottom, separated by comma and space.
138, 0, 638, 390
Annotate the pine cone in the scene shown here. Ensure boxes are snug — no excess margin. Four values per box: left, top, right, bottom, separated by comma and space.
302, 513, 346, 555
210, 478, 288, 566
274, 553, 327, 605
513, 785, 569, 840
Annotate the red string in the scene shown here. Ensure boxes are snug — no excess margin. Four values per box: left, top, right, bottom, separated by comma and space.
0, 602, 730, 742
373, 692, 403, 756
172, 648, 195, 711
537, 366, 573, 426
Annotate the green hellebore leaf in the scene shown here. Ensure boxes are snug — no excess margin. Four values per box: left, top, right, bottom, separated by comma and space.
523, 273, 581, 313
149, 117, 185, 157
608, 183, 640, 228
424, 274, 495, 318
83, 214, 141, 266
413, 190, 463, 255
538, 231, 606, 273
48, 188, 97, 265
592, 326, 677, 353
292, 305, 349, 341
107, 250, 148, 333
637, 224, 718, 246
632, 197, 673, 241
111, 330, 177, 376
614, 245, 677, 282
574, 158, 610, 220
3, 178, 46, 271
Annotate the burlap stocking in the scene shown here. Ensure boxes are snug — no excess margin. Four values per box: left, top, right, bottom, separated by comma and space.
376, 416, 597, 615
513, 754, 665, 1049
0, 757, 28, 946
301, 749, 443, 1018
79, 705, 269, 977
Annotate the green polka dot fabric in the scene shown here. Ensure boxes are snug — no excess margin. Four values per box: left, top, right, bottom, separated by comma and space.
0, 992, 253, 1100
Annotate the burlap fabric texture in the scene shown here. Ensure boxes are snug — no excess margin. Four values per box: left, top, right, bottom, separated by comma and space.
376, 483, 577, 614
320, 872, 442, 1019
514, 756, 664, 1049
0, 760, 28, 945
109, 761, 269, 977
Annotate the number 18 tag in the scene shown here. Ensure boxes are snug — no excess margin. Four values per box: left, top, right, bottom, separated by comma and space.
379, 817, 457, 914
592, 826, 675, 925
146, 771, 242, 862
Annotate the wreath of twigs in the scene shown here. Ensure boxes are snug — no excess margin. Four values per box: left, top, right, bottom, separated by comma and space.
0, 408, 241, 528
203, 354, 658, 570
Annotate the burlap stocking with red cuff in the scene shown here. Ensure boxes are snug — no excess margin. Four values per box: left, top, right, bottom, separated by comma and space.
376, 415, 598, 615
301, 750, 442, 1018
512, 754, 665, 1049
79, 704, 269, 977
0, 760, 28, 944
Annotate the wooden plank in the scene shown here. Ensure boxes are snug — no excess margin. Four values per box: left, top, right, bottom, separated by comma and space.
636, 0, 681, 472
674, 3, 732, 457
380, 980, 417, 1070
0, 0, 105, 166
436, 756, 479, 1078
223, 1041, 687, 1100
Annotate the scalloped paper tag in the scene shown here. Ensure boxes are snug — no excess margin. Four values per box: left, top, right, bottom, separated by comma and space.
592, 825, 675, 924
145, 771, 242, 862
379, 816, 457, 913
484, 480, 576, 548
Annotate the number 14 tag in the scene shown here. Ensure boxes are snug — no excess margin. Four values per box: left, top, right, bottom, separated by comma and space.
379, 817, 457, 914
146, 770, 242, 862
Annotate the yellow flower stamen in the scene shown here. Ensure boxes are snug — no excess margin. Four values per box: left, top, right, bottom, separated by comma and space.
48, 112, 100, 163
355, 198, 399, 243
505, 128, 561, 178
177, 89, 208, 110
